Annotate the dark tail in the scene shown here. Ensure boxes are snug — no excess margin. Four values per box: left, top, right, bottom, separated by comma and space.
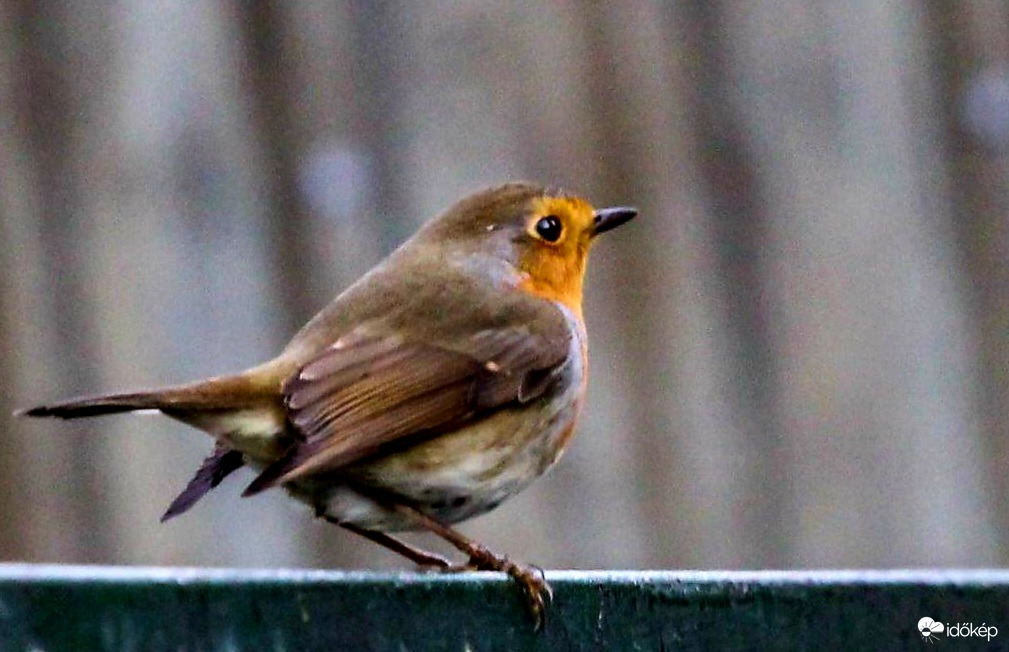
15, 374, 277, 420
17, 371, 284, 520
161, 445, 245, 522
17, 392, 174, 419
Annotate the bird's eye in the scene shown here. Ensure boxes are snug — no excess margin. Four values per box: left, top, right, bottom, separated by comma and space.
534, 215, 563, 242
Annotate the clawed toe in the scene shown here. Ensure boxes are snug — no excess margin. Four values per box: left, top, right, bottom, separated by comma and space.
420, 553, 550, 625
467, 551, 552, 629
380, 502, 553, 629
507, 563, 552, 630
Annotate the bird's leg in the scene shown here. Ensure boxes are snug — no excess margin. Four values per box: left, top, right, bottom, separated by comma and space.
316, 510, 453, 570
388, 502, 552, 629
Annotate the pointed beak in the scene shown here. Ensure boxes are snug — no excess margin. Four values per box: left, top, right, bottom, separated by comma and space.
592, 206, 638, 236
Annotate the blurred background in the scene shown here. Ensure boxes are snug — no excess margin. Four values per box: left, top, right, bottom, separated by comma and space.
2, 1, 1009, 571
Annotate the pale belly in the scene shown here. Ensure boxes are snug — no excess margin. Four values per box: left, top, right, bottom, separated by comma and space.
290, 318, 587, 532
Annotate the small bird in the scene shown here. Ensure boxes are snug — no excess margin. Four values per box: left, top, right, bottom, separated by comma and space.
19, 182, 636, 626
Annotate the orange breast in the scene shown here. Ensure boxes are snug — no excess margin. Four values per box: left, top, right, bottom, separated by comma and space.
517, 256, 585, 321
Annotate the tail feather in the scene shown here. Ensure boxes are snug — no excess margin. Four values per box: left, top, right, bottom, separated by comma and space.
161, 445, 245, 522
17, 369, 286, 518
17, 392, 171, 419
16, 373, 279, 420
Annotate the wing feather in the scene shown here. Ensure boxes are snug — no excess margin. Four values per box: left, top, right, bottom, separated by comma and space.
242, 313, 572, 496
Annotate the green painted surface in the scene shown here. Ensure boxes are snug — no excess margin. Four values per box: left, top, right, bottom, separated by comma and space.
0, 565, 1007, 650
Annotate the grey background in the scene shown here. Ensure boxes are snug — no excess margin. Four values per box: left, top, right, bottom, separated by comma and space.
1, 1, 1008, 572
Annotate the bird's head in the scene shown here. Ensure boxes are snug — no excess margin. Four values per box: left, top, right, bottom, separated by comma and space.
414, 183, 637, 314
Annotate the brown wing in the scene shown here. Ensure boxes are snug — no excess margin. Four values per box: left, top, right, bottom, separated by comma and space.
242, 321, 571, 495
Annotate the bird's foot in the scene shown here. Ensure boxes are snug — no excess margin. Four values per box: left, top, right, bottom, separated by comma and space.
466, 545, 552, 630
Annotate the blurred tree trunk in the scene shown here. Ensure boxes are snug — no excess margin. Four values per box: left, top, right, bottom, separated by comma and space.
719, 0, 996, 565
931, 1, 1009, 562
236, 0, 317, 332
0, 0, 47, 558
0, 0, 117, 562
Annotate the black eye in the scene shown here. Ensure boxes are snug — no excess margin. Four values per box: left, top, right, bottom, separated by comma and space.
535, 215, 562, 242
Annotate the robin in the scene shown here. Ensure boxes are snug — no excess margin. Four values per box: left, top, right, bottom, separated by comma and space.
19, 182, 637, 627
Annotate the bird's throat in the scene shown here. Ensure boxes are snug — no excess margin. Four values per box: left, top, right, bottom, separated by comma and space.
517, 254, 586, 319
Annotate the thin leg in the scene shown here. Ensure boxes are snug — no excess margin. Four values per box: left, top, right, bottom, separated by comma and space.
388, 502, 552, 629
318, 513, 454, 569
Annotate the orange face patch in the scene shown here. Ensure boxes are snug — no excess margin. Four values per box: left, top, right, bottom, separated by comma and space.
517, 195, 597, 317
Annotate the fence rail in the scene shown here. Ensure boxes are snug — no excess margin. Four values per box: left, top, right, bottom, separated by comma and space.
1, 564, 1006, 650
